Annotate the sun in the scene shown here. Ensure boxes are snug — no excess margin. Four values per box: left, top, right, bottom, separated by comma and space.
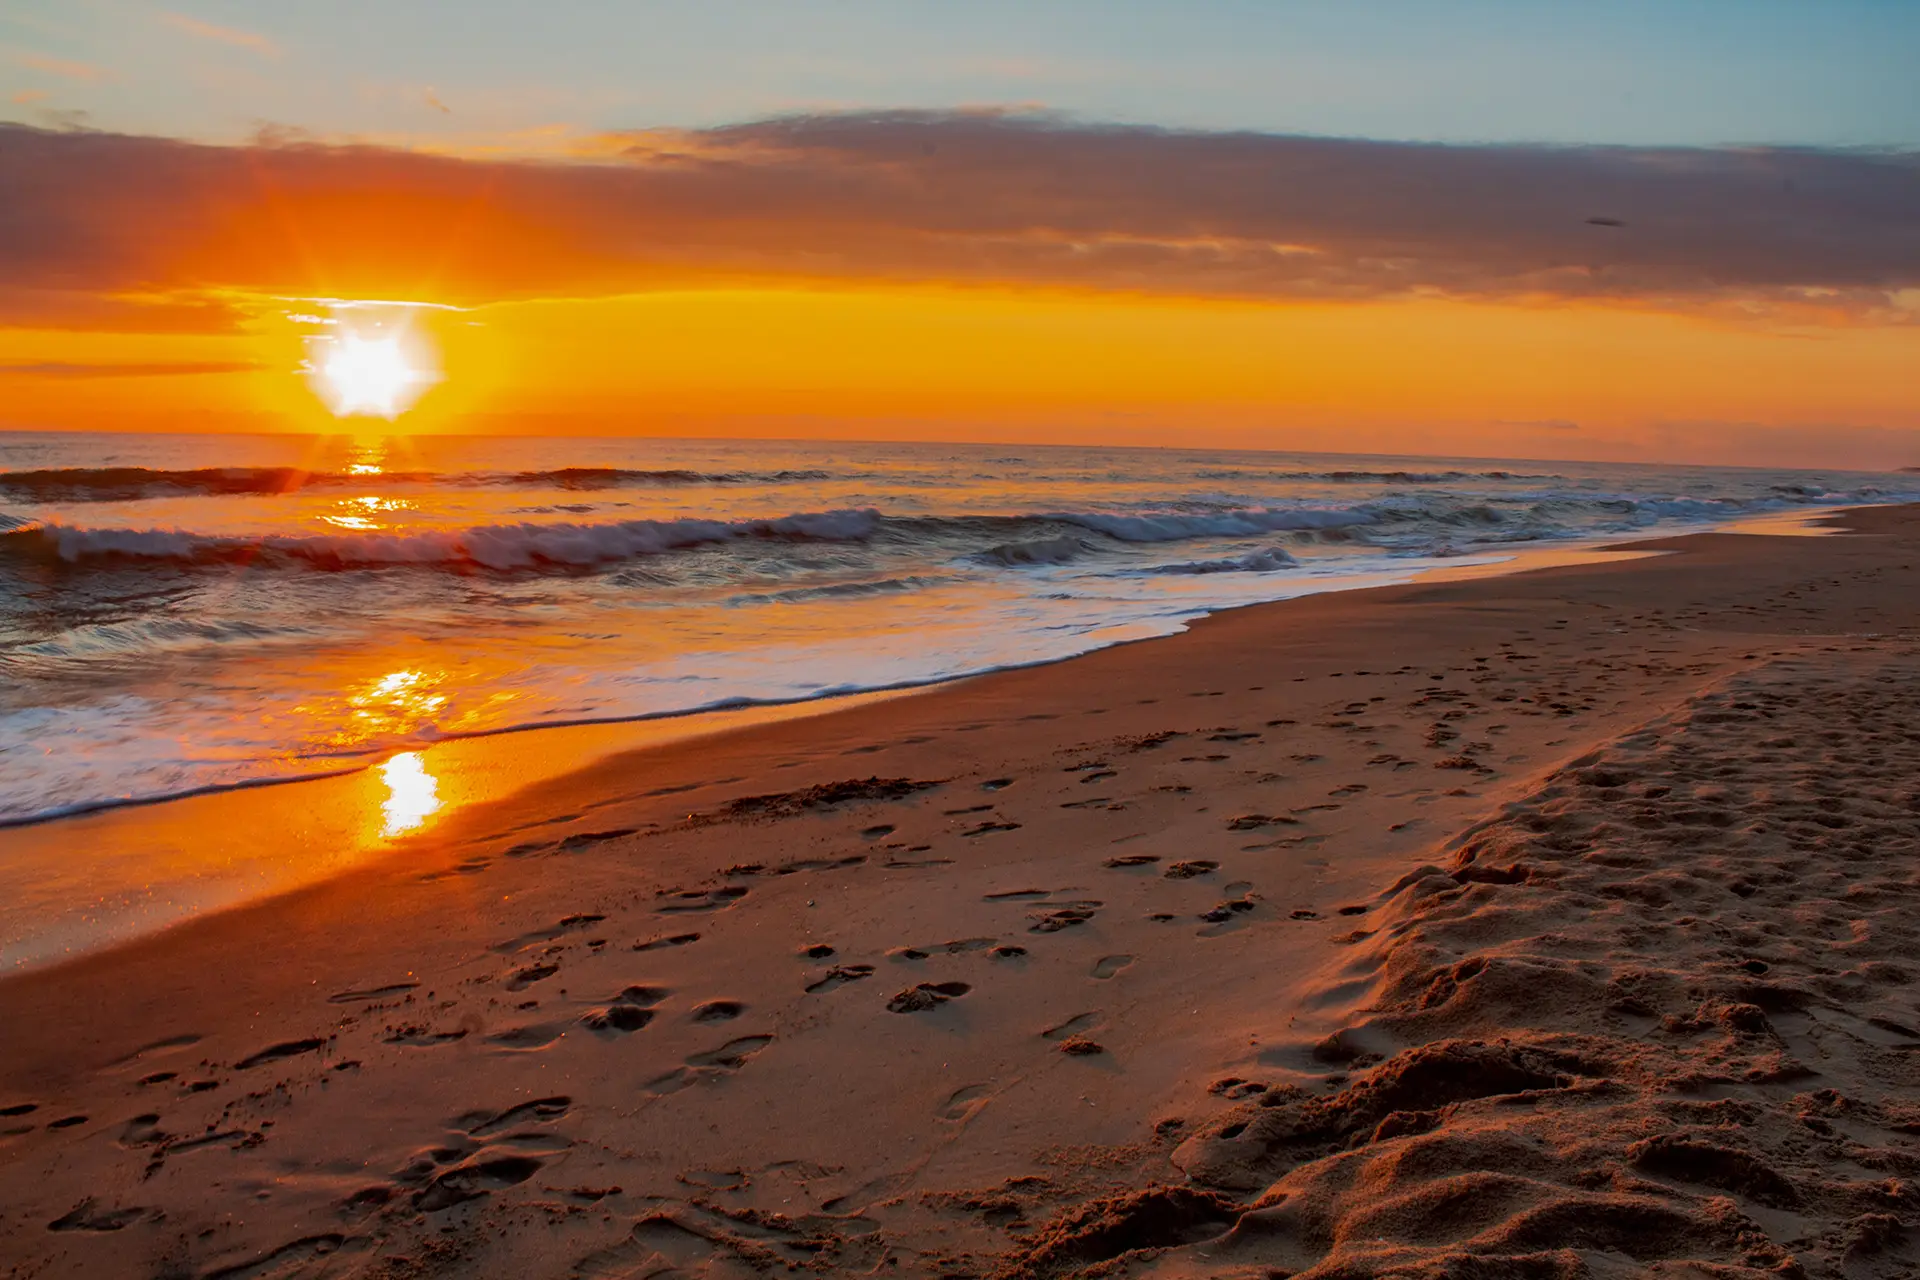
322, 333, 424, 418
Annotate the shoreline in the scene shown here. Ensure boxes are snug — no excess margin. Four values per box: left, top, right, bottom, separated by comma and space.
0, 497, 1865, 837
3, 503, 1917, 1278
0, 512, 1829, 975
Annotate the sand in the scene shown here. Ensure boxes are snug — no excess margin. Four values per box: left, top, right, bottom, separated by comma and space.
3, 507, 1918, 1279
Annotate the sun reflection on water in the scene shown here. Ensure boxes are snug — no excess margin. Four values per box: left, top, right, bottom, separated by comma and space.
319, 494, 413, 531
349, 669, 448, 734
380, 751, 441, 837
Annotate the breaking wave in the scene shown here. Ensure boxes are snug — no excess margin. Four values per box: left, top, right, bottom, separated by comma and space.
4, 483, 1909, 577
3, 508, 886, 571
1149, 546, 1299, 574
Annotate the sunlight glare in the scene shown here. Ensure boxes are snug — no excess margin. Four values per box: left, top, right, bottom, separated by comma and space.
380, 751, 441, 837
324, 334, 420, 417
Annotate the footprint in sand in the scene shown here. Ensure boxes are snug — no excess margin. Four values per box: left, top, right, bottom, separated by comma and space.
107, 1034, 203, 1068
415, 1155, 544, 1211
491, 914, 606, 954
1164, 860, 1219, 879
690, 1000, 744, 1023
894, 937, 996, 960
887, 982, 971, 1013
648, 1035, 776, 1094
582, 985, 664, 1034
504, 962, 559, 992
805, 964, 875, 993
1029, 903, 1101, 932
1104, 854, 1161, 868
939, 1084, 994, 1122
235, 1038, 326, 1070
1091, 955, 1135, 979
46, 1199, 148, 1233
687, 1035, 775, 1069
657, 885, 750, 914
328, 982, 420, 1005
1042, 1012, 1102, 1041
458, 1096, 571, 1138
486, 1022, 567, 1050
633, 931, 702, 953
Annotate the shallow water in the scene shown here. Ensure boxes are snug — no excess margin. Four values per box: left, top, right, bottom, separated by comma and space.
2, 432, 1911, 824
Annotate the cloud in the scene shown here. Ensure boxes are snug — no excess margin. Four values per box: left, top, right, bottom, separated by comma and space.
13, 52, 106, 81
423, 89, 451, 114
159, 11, 277, 57
0, 359, 265, 378
10, 89, 48, 105
1495, 418, 1582, 432
1, 111, 1917, 331
0, 288, 252, 334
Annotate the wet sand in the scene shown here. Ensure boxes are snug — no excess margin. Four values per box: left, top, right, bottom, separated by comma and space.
3, 507, 1918, 1278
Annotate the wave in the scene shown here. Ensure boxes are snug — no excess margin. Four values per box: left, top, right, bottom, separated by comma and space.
0, 465, 837, 502
7, 616, 317, 660
4, 506, 1384, 574
727, 575, 949, 606
1049, 508, 1375, 542
1190, 468, 1560, 484
974, 535, 1097, 567
1149, 547, 1299, 574
6, 484, 1910, 576
4, 509, 884, 571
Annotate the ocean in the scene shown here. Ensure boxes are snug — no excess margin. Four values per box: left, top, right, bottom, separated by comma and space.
2, 431, 1912, 828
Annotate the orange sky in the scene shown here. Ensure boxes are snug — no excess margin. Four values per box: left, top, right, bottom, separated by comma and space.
7, 288, 1918, 467
3, 116, 1917, 467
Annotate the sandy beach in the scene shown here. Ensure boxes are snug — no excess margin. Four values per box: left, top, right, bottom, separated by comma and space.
3, 506, 1918, 1279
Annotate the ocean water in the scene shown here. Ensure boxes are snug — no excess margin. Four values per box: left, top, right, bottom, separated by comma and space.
1, 431, 1912, 826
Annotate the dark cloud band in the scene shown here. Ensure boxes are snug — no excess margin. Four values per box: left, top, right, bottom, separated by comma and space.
3, 110, 1916, 329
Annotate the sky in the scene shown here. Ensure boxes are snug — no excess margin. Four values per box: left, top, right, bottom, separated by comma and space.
3, 1, 1918, 464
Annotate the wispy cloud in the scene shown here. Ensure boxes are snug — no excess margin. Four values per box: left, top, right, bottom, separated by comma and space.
159, 11, 277, 57
1, 111, 1916, 331
13, 51, 106, 81
0, 359, 264, 378
10, 88, 48, 105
